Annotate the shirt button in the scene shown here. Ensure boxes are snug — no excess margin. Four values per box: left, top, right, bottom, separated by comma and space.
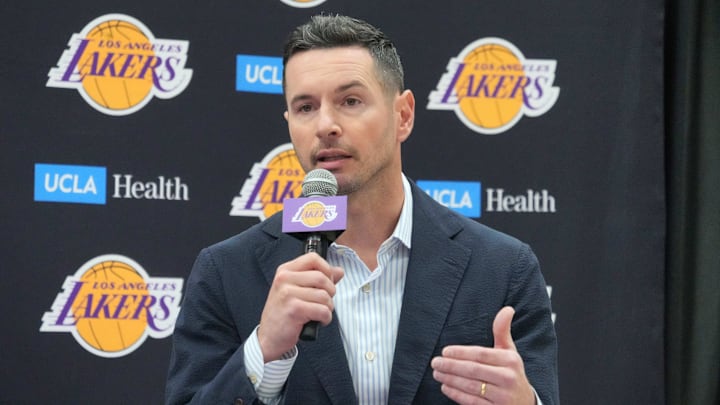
365, 351, 376, 361
248, 374, 258, 384
362, 284, 371, 293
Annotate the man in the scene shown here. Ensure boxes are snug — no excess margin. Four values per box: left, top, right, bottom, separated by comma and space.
166, 14, 559, 405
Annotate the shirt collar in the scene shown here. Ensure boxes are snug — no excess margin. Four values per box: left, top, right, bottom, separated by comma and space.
332, 174, 413, 251
391, 174, 413, 249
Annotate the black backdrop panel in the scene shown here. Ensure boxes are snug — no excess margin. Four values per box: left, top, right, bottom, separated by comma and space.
1, 1, 664, 403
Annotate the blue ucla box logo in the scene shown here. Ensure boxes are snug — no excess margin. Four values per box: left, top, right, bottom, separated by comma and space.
417, 180, 481, 218
34, 163, 107, 205
236, 54, 283, 94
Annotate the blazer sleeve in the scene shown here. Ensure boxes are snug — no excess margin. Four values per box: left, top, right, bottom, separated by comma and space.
506, 243, 560, 405
165, 247, 262, 405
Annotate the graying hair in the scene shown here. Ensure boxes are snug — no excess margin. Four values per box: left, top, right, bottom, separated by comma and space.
282, 14, 405, 95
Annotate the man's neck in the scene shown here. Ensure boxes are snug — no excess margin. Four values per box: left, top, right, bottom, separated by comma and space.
335, 175, 405, 270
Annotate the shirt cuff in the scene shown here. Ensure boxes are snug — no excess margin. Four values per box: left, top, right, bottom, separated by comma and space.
243, 326, 298, 401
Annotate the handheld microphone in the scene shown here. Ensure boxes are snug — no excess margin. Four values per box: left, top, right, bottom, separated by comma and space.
282, 168, 347, 341
299, 169, 338, 341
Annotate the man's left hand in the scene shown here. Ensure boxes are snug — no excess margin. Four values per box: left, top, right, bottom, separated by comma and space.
431, 306, 535, 405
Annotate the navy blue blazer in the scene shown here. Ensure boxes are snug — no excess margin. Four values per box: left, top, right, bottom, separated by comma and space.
166, 182, 559, 404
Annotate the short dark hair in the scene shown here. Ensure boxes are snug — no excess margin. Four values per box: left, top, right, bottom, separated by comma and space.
282, 14, 405, 95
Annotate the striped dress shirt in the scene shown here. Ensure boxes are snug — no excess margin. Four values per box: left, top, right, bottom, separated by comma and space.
244, 175, 413, 405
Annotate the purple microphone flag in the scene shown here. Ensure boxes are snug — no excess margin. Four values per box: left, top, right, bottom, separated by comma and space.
282, 195, 348, 233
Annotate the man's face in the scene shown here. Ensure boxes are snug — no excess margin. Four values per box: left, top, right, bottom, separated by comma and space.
283, 46, 413, 196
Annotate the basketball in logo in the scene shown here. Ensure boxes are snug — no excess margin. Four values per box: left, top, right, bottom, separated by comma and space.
258, 148, 305, 219
230, 143, 306, 220
297, 201, 328, 227
73, 258, 150, 354
280, 0, 327, 8
455, 43, 525, 130
81, 19, 156, 111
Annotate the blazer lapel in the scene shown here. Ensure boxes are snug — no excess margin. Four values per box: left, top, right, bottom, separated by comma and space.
299, 318, 358, 404
388, 185, 471, 404
256, 214, 299, 285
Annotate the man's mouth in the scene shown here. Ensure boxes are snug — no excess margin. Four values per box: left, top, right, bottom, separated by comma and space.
316, 150, 350, 163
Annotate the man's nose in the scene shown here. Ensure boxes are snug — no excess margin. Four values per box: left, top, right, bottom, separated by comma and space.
316, 105, 341, 138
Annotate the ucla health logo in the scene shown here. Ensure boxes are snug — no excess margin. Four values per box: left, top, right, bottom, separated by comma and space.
47, 14, 193, 116
280, 0, 327, 8
236, 54, 283, 94
35, 163, 106, 205
428, 38, 559, 135
230, 143, 305, 220
35, 163, 190, 204
418, 180, 481, 218
40, 254, 183, 358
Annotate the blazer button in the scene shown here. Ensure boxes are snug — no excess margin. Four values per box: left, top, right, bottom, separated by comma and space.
234, 398, 244, 405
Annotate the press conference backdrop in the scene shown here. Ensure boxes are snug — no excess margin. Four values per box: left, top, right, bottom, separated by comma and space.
0, 0, 664, 403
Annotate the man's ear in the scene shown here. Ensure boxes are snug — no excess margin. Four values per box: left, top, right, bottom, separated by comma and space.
396, 89, 415, 143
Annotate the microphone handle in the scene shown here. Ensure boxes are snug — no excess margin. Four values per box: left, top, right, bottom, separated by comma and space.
299, 233, 329, 341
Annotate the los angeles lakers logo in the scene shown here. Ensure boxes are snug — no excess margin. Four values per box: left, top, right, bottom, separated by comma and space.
428, 38, 559, 135
280, 0, 327, 8
291, 201, 339, 228
229, 143, 306, 220
40, 254, 183, 358
47, 14, 193, 116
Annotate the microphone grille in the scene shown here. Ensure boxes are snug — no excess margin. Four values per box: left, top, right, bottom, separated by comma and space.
302, 169, 338, 197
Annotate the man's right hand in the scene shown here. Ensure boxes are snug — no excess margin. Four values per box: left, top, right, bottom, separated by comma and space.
257, 252, 344, 362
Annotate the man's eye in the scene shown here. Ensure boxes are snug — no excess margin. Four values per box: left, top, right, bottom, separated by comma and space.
345, 98, 361, 106
297, 104, 313, 113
